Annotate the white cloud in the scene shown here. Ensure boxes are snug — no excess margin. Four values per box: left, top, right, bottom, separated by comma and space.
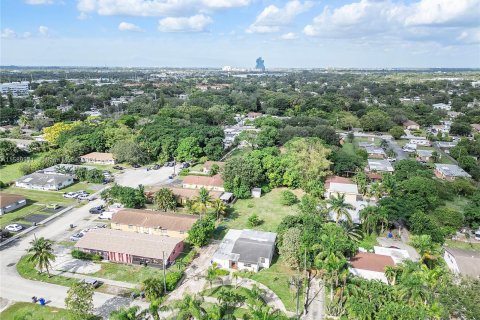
247, 0, 313, 34
303, 0, 480, 45
280, 32, 298, 40
77, 0, 251, 17
118, 22, 143, 32
1, 28, 17, 39
39, 26, 49, 36
24, 0, 55, 4
158, 14, 212, 32
457, 28, 480, 44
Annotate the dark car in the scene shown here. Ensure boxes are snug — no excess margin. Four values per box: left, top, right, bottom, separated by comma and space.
152, 164, 161, 170
132, 164, 141, 168
181, 162, 190, 169
89, 206, 104, 214
113, 165, 124, 170
83, 279, 102, 288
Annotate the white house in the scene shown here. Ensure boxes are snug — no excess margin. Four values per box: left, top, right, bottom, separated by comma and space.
367, 159, 394, 173
324, 176, 360, 204
409, 138, 431, 146
432, 103, 451, 111
16, 172, 74, 191
212, 229, 276, 272
0, 193, 27, 215
349, 252, 395, 283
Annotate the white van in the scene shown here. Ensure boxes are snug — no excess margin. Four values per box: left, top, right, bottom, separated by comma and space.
98, 211, 114, 220
475, 229, 480, 241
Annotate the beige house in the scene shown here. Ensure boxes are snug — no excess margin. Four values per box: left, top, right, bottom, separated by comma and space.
403, 120, 420, 130
182, 174, 225, 192
324, 176, 360, 204
111, 209, 198, 239
80, 152, 116, 165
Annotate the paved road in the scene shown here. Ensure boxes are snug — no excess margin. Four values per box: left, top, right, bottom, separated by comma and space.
387, 139, 407, 161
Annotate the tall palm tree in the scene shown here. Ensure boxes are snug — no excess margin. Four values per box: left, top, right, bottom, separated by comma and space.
246, 305, 288, 320
326, 194, 354, 224
211, 198, 227, 220
192, 187, 212, 217
359, 206, 379, 235
27, 237, 55, 277
170, 294, 206, 320
205, 264, 222, 288
339, 222, 363, 243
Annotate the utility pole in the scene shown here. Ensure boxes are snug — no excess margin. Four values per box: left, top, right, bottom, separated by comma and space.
162, 251, 167, 293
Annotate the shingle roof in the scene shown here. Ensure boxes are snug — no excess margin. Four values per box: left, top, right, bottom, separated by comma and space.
75, 229, 182, 260
434, 164, 471, 178
80, 152, 114, 161
112, 208, 198, 232
183, 174, 224, 188
350, 252, 395, 272
444, 248, 480, 277
231, 238, 276, 264
16, 172, 73, 186
0, 193, 26, 208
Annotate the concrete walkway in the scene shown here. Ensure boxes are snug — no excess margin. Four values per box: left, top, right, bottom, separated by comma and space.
302, 277, 324, 320
51, 270, 139, 289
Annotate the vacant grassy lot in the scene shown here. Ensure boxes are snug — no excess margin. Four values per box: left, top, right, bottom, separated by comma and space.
250, 256, 304, 313
17, 255, 79, 287
223, 188, 302, 234
0, 153, 45, 183
444, 196, 469, 212
353, 136, 381, 146
445, 240, 480, 252
0, 302, 76, 320
90, 261, 167, 283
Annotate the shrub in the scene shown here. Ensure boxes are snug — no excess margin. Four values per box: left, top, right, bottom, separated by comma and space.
179, 168, 190, 176
165, 271, 184, 291
71, 249, 102, 261
280, 190, 298, 206
247, 213, 262, 227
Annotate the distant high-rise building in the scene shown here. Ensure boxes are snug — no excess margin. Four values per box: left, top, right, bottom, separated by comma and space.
255, 57, 265, 72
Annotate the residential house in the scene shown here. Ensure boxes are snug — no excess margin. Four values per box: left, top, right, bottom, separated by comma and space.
471, 124, 480, 133
444, 248, 480, 278
416, 150, 434, 162
349, 252, 395, 283
403, 120, 420, 130
434, 164, 471, 181
365, 146, 386, 159
146, 187, 223, 205
80, 152, 116, 165
182, 175, 225, 192
324, 176, 360, 204
432, 103, 451, 111
447, 111, 462, 119
75, 229, 184, 268
366, 159, 394, 173
212, 229, 276, 272
0, 193, 27, 215
373, 246, 410, 264
246, 112, 263, 120
366, 172, 383, 182
409, 138, 431, 147
111, 208, 198, 239
15, 172, 74, 191
437, 141, 458, 153
203, 161, 225, 175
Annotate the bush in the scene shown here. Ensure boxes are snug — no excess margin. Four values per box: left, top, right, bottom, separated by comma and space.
165, 271, 184, 291
280, 190, 298, 206
247, 213, 262, 227
71, 249, 102, 261
179, 168, 190, 176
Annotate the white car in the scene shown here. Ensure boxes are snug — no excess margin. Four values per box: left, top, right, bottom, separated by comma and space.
77, 194, 90, 201
98, 211, 114, 220
5, 224, 23, 232
63, 192, 78, 199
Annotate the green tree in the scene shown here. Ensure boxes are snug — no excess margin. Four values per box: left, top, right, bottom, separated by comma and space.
170, 294, 206, 320
154, 188, 177, 212
142, 277, 164, 301
0, 140, 22, 165
360, 110, 393, 132
109, 306, 146, 320
326, 194, 354, 224
27, 237, 55, 276
280, 190, 298, 206
389, 126, 405, 140
65, 282, 94, 320
247, 213, 262, 227
176, 137, 203, 162
187, 217, 215, 247
211, 198, 227, 220
111, 139, 149, 165
278, 227, 302, 269
192, 187, 212, 217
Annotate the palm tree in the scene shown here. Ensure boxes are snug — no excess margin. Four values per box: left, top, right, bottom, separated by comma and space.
154, 188, 177, 212
339, 222, 363, 243
205, 264, 222, 288
142, 277, 164, 302
170, 294, 206, 320
359, 206, 379, 235
109, 306, 147, 320
353, 171, 368, 195
27, 237, 55, 277
384, 265, 402, 286
246, 304, 288, 320
211, 198, 227, 220
192, 187, 212, 217
326, 194, 354, 224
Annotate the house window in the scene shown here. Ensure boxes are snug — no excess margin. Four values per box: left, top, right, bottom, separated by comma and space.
260, 258, 266, 263
128, 225, 133, 229
244, 263, 251, 267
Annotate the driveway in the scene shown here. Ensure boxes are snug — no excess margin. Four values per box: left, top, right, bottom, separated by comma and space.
387, 139, 407, 160
114, 165, 181, 187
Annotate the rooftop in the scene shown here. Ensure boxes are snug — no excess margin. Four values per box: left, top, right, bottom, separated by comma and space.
444, 248, 480, 278
203, 161, 225, 170
112, 208, 198, 232
367, 159, 394, 172
75, 229, 182, 261
183, 174, 224, 188
80, 152, 114, 161
434, 164, 471, 178
350, 252, 395, 272
16, 172, 73, 186
0, 193, 26, 208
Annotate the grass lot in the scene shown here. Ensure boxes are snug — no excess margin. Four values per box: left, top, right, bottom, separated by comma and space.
17, 255, 79, 287
0, 153, 45, 183
341, 142, 356, 155
226, 147, 252, 160
90, 261, 168, 283
353, 137, 381, 146
250, 256, 304, 313
0, 302, 78, 320
222, 188, 303, 235
444, 196, 469, 212
445, 240, 480, 252
0, 200, 47, 228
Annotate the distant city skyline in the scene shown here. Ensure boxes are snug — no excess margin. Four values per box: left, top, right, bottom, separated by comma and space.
1, 0, 479, 68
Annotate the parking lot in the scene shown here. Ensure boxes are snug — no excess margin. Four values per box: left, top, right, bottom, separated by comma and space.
113, 165, 181, 187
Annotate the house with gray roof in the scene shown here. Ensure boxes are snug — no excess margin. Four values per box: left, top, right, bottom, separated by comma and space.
15, 172, 74, 191
367, 159, 394, 173
444, 248, 480, 278
212, 229, 276, 272
434, 164, 471, 181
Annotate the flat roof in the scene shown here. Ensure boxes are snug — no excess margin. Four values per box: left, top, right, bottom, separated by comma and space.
183, 174, 224, 188
350, 252, 395, 272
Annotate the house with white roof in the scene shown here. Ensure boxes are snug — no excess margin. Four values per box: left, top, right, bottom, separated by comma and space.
432, 103, 451, 111
324, 176, 360, 204
434, 164, 471, 181
16, 172, 74, 191
367, 159, 394, 173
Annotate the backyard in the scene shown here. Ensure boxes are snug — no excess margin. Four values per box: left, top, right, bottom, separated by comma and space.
0, 302, 80, 320
222, 188, 303, 234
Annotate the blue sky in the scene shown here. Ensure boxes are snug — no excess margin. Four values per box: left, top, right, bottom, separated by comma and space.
1, 0, 479, 68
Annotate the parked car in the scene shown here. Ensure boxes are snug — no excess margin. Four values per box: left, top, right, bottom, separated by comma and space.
89, 206, 104, 214
63, 192, 78, 199
95, 224, 107, 229
46, 203, 60, 210
77, 194, 91, 201
83, 279, 102, 288
113, 166, 124, 170
132, 164, 141, 168
152, 164, 161, 170
181, 162, 190, 169
70, 233, 84, 241
5, 224, 23, 232
98, 211, 114, 220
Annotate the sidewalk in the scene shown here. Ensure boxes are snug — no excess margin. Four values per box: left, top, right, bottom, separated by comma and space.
51, 269, 139, 289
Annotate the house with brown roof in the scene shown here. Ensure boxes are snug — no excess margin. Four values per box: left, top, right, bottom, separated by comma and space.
403, 120, 420, 130
349, 252, 395, 283
182, 174, 225, 192
111, 208, 198, 239
0, 193, 27, 215
203, 161, 225, 175
75, 229, 183, 268
80, 152, 116, 165
247, 112, 263, 120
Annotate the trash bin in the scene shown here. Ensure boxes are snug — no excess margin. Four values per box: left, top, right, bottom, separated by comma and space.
39, 298, 46, 306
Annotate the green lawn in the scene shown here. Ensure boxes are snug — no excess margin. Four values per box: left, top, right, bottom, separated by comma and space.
223, 188, 302, 234
17, 255, 79, 287
445, 240, 480, 252
90, 261, 168, 284
226, 147, 253, 160
353, 137, 381, 146
1, 302, 76, 320
0, 200, 47, 228
444, 196, 470, 212
341, 142, 356, 155
0, 153, 45, 183
250, 256, 304, 313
